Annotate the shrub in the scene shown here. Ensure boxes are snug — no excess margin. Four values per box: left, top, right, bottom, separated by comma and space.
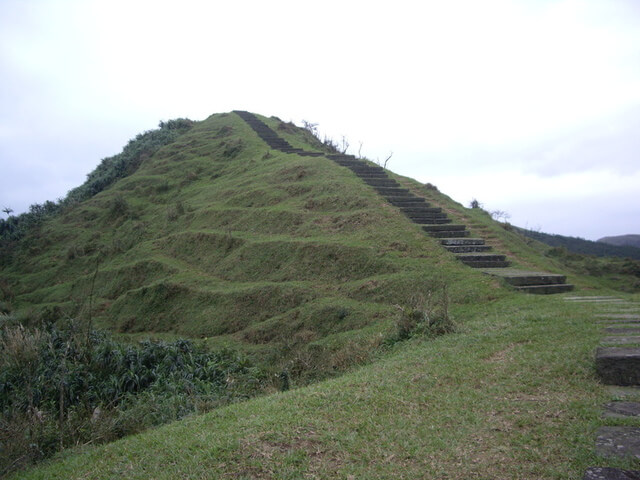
0, 321, 265, 475
390, 281, 455, 342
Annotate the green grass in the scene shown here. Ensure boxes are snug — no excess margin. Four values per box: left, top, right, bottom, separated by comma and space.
14, 292, 640, 479
4, 110, 640, 478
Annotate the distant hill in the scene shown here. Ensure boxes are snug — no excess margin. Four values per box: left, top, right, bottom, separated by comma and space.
517, 227, 640, 260
598, 234, 640, 248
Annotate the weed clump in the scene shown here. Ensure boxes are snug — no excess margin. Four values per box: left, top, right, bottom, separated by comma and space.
391, 281, 455, 342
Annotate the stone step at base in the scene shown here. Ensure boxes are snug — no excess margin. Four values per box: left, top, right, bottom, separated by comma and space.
386, 196, 426, 204
412, 218, 451, 225
456, 254, 506, 262
429, 230, 471, 238
399, 207, 442, 214
373, 187, 411, 195
596, 347, 640, 385
356, 173, 391, 179
602, 336, 640, 345
405, 211, 448, 219
604, 401, 640, 418
502, 274, 568, 286
514, 284, 575, 294
460, 260, 511, 268
344, 165, 385, 172
595, 427, 640, 458
607, 386, 640, 399
444, 245, 493, 253
441, 238, 485, 246
604, 327, 640, 335
598, 319, 640, 324
362, 179, 400, 187
422, 224, 466, 232
597, 314, 640, 320
584, 467, 640, 479
410, 217, 450, 225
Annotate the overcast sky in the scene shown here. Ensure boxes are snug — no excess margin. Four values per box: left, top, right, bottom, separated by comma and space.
1, 0, 639, 240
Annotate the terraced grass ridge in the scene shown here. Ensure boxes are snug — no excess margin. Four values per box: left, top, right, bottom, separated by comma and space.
2, 111, 638, 478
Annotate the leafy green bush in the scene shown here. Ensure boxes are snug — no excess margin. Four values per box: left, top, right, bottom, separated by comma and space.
0, 319, 264, 475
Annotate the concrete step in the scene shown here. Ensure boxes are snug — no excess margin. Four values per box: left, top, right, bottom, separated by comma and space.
387, 199, 428, 207
514, 284, 574, 294
355, 173, 390, 178
444, 245, 493, 253
456, 253, 507, 263
502, 274, 568, 286
604, 327, 640, 335
362, 179, 400, 187
428, 230, 471, 238
411, 218, 452, 225
410, 217, 450, 225
386, 195, 425, 201
602, 337, 640, 345
441, 238, 485, 246
603, 401, 640, 418
400, 207, 442, 214
583, 467, 640, 479
595, 427, 640, 458
460, 260, 511, 268
596, 347, 640, 385
373, 187, 410, 195
405, 211, 447, 218
422, 224, 466, 232
344, 165, 384, 172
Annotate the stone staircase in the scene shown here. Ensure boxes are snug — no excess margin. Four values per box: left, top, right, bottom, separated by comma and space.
234, 111, 574, 295
577, 297, 640, 479
234, 111, 323, 157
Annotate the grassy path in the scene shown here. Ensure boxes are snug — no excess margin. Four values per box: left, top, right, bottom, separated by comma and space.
16, 292, 640, 479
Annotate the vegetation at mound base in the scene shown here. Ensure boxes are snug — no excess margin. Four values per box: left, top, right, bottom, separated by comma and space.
12, 292, 640, 479
0, 316, 264, 475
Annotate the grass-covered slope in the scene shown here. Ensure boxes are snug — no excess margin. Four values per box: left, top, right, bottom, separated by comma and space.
1, 112, 504, 379
15, 292, 640, 479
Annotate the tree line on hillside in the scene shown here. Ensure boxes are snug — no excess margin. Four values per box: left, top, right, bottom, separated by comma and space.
517, 227, 640, 261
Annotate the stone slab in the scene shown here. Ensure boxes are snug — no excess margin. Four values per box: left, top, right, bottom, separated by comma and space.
608, 386, 640, 399
584, 467, 640, 480
599, 319, 640, 324
596, 427, 640, 458
604, 401, 640, 418
596, 347, 640, 385
604, 327, 640, 335
565, 296, 621, 301
601, 336, 640, 345
597, 315, 640, 320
